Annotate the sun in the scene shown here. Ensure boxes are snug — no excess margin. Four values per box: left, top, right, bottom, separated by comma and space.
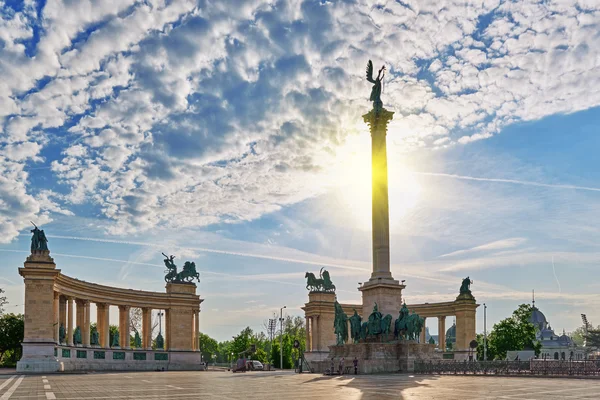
326, 135, 422, 231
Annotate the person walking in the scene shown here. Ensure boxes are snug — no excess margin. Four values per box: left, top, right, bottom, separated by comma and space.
330, 357, 335, 375
353, 357, 358, 375
339, 357, 345, 375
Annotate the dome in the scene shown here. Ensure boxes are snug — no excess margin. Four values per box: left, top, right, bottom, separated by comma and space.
558, 334, 572, 345
530, 307, 548, 331
446, 323, 456, 338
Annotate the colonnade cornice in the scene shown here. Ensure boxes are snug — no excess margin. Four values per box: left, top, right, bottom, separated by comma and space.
54, 273, 202, 310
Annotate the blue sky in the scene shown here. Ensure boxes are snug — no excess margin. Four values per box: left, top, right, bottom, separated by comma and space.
2, 0, 600, 341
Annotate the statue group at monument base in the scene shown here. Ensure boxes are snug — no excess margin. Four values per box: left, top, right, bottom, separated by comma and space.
313, 342, 442, 374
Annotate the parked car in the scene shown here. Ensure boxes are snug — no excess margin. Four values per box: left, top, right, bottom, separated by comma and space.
246, 360, 264, 371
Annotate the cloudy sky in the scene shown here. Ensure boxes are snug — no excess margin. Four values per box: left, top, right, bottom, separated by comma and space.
1, 0, 600, 341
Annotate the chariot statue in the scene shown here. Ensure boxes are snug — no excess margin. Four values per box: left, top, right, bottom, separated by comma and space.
162, 253, 200, 283
304, 268, 335, 292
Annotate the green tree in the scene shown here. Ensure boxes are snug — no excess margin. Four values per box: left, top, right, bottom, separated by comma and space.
253, 348, 268, 363
584, 329, 600, 348
0, 288, 7, 316
230, 327, 253, 357
569, 326, 586, 347
270, 340, 281, 368
486, 303, 541, 360
198, 332, 218, 363
0, 314, 24, 367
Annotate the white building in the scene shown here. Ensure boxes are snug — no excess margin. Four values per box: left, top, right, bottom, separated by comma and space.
530, 299, 586, 360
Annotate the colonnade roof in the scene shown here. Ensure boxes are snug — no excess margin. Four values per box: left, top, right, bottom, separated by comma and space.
54, 273, 202, 310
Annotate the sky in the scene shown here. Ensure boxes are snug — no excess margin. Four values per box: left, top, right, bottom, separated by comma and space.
1, 0, 600, 342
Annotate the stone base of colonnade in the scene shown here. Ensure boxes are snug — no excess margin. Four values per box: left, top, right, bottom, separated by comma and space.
52, 346, 205, 372
312, 342, 442, 374
17, 342, 63, 373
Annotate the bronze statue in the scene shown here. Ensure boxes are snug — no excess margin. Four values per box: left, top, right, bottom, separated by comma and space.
156, 333, 164, 349
305, 268, 335, 292
163, 253, 200, 283
59, 323, 66, 344
333, 301, 348, 345
366, 60, 386, 111
73, 326, 82, 345
394, 303, 410, 340
367, 303, 383, 336
30, 222, 49, 252
112, 330, 120, 347
134, 331, 142, 348
91, 327, 99, 346
460, 277, 473, 295
349, 309, 362, 344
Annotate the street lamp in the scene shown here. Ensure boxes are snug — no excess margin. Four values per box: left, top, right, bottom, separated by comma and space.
483, 303, 487, 361
157, 311, 164, 336
280, 305, 286, 369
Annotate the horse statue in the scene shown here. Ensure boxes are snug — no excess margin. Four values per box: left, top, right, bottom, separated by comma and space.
394, 303, 410, 340
406, 313, 425, 341
333, 301, 348, 345
360, 322, 369, 341
367, 303, 383, 336
349, 309, 362, 343
305, 268, 325, 292
381, 314, 393, 335
176, 261, 200, 283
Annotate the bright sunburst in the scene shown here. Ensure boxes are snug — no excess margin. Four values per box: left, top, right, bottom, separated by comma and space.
326, 135, 422, 231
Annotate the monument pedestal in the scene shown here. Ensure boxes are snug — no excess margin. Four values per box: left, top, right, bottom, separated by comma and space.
313, 342, 441, 374
359, 280, 405, 320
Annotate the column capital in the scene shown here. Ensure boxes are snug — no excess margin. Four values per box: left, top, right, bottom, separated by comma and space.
118, 305, 131, 311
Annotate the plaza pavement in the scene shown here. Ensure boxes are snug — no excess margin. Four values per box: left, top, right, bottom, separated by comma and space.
1, 370, 600, 399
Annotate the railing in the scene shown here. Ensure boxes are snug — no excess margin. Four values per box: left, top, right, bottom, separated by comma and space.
415, 360, 600, 377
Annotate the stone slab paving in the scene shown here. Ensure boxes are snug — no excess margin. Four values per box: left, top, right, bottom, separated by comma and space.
2, 371, 600, 399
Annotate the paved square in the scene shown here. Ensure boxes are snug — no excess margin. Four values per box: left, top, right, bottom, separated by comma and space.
1, 371, 600, 399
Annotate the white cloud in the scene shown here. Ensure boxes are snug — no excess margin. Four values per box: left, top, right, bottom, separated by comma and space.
1, 0, 600, 241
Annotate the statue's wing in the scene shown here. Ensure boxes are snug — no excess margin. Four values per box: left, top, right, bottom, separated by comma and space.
366, 60, 376, 83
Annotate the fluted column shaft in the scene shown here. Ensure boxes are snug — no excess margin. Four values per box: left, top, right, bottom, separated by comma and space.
67, 297, 74, 346
363, 108, 395, 281
420, 317, 427, 344
83, 301, 90, 346
76, 299, 85, 334
119, 305, 130, 348
194, 310, 200, 351
53, 292, 60, 343
142, 308, 152, 349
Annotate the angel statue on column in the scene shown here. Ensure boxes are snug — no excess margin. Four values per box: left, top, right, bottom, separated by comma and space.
366, 60, 386, 111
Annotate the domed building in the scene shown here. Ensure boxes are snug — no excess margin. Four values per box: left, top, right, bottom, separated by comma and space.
445, 321, 456, 350
529, 297, 586, 360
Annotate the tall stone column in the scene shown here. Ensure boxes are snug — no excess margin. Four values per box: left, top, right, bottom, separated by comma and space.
438, 316, 446, 350
142, 308, 152, 349
313, 315, 319, 351
359, 107, 405, 319
53, 292, 60, 343
82, 301, 90, 347
454, 294, 478, 352
420, 317, 427, 343
67, 297, 74, 346
165, 309, 171, 350
119, 305, 130, 348
103, 304, 110, 348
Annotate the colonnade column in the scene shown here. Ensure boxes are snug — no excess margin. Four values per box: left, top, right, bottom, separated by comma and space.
305, 317, 311, 352
76, 299, 85, 337
142, 308, 152, 349
314, 316, 319, 351
420, 317, 427, 344
438, 316, 446, 350
97, 303, 110, 348
53, 292, 60, 343
165, 309, 171, 350
83, 301, 90, 347
194, 310, 200, 351
119, 305, 130, 349
67, 297, 74, 346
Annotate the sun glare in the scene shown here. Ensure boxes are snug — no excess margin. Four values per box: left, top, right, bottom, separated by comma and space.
327, 135, 422, 231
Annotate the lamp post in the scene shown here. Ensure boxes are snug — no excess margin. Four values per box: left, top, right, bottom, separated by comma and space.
483, 303, 487, 361
280, 305, 286, 369
157, 311, 164, 336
